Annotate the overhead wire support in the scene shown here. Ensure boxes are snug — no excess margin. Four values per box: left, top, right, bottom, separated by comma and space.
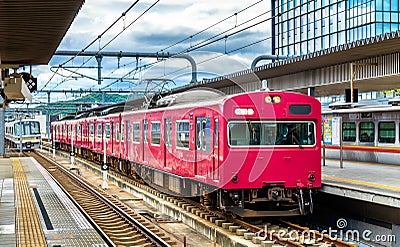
51, 0, 161, 90
40, 0, 141, 91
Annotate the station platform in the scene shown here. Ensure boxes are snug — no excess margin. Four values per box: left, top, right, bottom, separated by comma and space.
321, 159, 400, 209
0, 157, 106, 246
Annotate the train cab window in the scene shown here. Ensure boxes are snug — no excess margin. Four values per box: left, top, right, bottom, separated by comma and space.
165, 119, 172, 148
106, 124, 111, 139
30, 122, 40, 135
133, 123, 140, 143
176, 121, 190, 149
342, 122, 356, 142
89, 124, 94, 137
378, 122, 395, 143
228, 121, 316, 147
151, 122, 161, 145
143, 120, 148, 144
359, 122, 375, 142
14, 124, 20, 136
121, 123, 125, 141
97, 124, 102, 138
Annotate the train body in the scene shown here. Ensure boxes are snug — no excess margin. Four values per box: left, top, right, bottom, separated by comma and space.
323, 104, 400, 165
52, 90, 321, 216
5, 119, 42, 150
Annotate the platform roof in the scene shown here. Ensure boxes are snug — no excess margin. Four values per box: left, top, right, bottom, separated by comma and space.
0, 0, 85, 65
190, 31, 400, 96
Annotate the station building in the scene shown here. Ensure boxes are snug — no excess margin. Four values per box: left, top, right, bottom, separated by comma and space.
272, 0, 400, 56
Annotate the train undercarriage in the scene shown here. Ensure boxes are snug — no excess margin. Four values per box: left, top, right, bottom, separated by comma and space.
57, 143, 314, 217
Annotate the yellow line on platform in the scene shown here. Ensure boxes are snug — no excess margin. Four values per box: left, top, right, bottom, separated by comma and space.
323, 175, 400, 192
324, 159, 400, 169
12, 158, 47, 247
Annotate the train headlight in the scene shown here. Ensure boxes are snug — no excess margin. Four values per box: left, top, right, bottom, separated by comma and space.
265, 96, 281, 103
272, 96, 281, 103
231, 175, 238, 183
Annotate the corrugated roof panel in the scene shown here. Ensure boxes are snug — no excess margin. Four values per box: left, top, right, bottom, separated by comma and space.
0, 0, 85, 64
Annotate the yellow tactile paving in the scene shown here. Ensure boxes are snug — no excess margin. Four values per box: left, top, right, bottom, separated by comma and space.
12, 158, 47, 247
323, 175, 400, 192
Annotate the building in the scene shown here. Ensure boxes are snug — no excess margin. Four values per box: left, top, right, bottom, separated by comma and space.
272, 0, 400, 56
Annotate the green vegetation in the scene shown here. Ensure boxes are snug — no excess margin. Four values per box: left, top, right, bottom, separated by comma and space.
37, 93, 129, 118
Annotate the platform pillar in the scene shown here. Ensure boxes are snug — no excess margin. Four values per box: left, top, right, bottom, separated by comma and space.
0, 97, 4, 157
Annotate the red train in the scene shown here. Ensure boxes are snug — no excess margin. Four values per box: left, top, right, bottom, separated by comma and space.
52, 89, 321, 217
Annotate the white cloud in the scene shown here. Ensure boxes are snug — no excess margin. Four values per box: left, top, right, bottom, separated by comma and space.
38, 0, 273, 100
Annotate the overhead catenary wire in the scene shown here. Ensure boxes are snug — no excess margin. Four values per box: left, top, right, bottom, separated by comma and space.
40, 0, 141, 91
107, 0, 371, 89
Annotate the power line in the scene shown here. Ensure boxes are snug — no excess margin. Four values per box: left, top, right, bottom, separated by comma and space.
40, 0, 141, 91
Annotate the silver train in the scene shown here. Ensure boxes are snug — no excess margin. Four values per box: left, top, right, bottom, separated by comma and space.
5, 119, 42, 151
322, 102, 400, 165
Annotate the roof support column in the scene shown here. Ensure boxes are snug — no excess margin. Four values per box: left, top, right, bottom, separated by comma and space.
0, 58, 4, 157
308, 87, 315, 97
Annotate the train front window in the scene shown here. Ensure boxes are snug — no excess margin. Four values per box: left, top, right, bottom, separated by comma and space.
14, 121, 40, 135
228, 121, 315, 147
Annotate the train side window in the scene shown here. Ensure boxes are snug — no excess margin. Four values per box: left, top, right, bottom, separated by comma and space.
143, 120, 148, 144
176, 121, 190, 149
359, 122, 375, 142
214, 119, 218, 147
126, 121, 131, 142
121, 123, 125, 141
89, 124, 94, 137
116, 123, 120, 141
106, 124, 111, 139
133, 123, 140, 143
97, 124, 102, 138
165, 119, 172, 148
342, 122, 356, 142
151, 122, 161, 145
378, 121, 395, 143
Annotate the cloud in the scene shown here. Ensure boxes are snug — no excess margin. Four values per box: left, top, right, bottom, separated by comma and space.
39, 0, 273, 96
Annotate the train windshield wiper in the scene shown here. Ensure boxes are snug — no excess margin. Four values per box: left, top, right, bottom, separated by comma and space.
291, 132, 303, 149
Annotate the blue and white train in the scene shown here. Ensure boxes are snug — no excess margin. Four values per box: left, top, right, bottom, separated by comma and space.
5, 119, 42, 150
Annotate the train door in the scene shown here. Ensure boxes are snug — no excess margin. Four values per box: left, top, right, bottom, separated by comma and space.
213, 117, 219, 181
195, 117, 211, 177
164, 118, 172, 168
142, 119, 148, 162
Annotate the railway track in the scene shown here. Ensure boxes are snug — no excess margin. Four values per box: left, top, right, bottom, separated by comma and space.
37, 147, 358, 247
30, 151, 176, 247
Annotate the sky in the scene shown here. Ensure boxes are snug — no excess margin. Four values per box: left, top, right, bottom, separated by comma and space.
31, 0, 273, 103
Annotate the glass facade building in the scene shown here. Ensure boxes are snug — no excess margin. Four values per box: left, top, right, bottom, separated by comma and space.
272, 0, 400, 56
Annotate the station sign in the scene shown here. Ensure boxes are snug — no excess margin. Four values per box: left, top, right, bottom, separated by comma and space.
323, 117, 341, 145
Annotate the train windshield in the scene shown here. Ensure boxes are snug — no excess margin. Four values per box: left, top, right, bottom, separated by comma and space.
228, 121, 315, 147
14, 121, 40, 136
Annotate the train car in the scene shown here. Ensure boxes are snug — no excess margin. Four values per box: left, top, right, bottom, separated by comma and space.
53, 89, 321, 216
5, 118, 42, 150
323, 103, 400, 165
